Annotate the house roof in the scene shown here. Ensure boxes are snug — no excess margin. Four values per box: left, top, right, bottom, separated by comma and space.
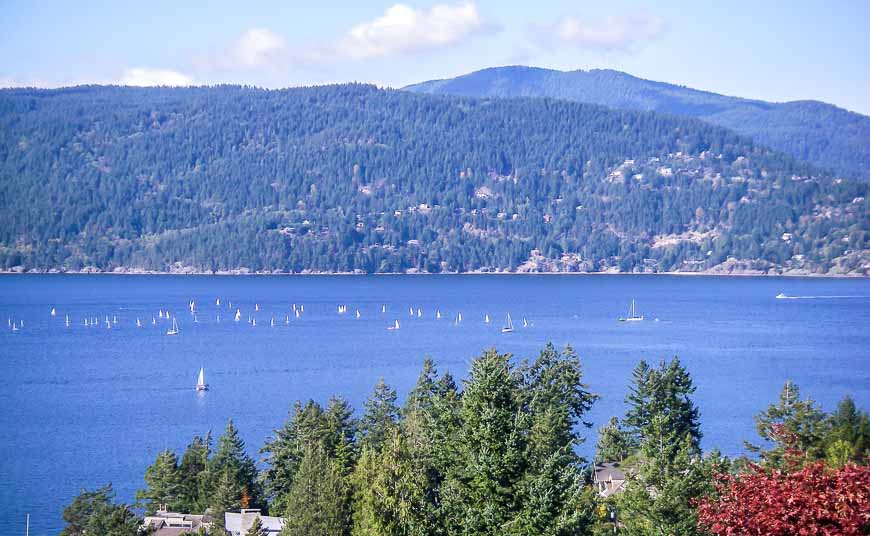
225, 510, 285, 535
594, 462, 626, 483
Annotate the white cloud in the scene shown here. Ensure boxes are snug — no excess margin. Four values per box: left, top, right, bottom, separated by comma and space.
120, 68, 194, 87
534, 14, 667, 51
329, 2, 490, 60
230, 28, 287, 68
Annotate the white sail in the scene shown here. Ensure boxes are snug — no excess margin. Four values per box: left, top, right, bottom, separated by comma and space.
285, 314, 290, 324
166, 317, 179, 335
252, 318, 257, 327
216, 298, 220, 306
484, 314, 490, 324
417, 308, 422, 318
619, 299, 644, 322
65, 315, 70, 327
136, 318, 141, 327
271, 316, 276, 327
51, 307, 56, 316
356, 309, 361, 319
388, 319, 400, 330
295, 309, 301, 318
436, 309, 441, 319
409, 307, 414, 316
502, 313, 514, 333
152, 316, 156, 325
381, 304, 386, 313
196, 367, 208, 391
522, 317, 528, 328
255, 303, 260, 311
234, 309, 241, 322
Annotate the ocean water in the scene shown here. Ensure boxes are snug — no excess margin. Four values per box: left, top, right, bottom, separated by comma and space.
1, 274, 868, 534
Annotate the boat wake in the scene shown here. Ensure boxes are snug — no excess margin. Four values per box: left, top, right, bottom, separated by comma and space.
776, 294, 869, 300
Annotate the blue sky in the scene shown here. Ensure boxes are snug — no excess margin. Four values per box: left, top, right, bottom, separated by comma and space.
2, 0, 868, 114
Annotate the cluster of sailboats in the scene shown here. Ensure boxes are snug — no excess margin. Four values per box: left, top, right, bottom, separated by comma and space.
9, 298, 651, 337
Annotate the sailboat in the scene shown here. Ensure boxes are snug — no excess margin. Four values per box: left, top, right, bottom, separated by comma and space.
113, 315, 117, 324
455, 312, 462, 325
618, 299, 644, 322
65, 315, 70, 327
436, 309, 441, 319
195, 367, 208, 391
484, 314, 490, 324
50, 307, 56, 316
387, 319, 400, 331
216, 297, 220, 306
523, 317, 529, 328
136, 318, 142, 328
166, 317, 179, 336
502, 313, 514, 333
356, 309, 361, 319
11, 322, 18, 332
252, 318, 257, 327
417, 308, 422, 318
409, 307, 414, 317
255, 303, 260, 311
271, 316, 276, 327
295, 309, 301, 318
285, 314, 290, 325
152, 316, 156, 325
381, 304, 386, 313
234, 309, 242, 322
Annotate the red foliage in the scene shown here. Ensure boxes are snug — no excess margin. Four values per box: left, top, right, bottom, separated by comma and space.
696, 462, 870, 535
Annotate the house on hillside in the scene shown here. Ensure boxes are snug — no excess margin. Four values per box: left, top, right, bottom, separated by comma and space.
594, 462, 627, 497
225, 509, 285, 535
141, 506, 214, 535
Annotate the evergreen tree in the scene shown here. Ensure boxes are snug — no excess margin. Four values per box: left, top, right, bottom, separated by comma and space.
280, 444, 351, 536
824, 395, 870, 464
178, 433, 211, 513
595, 417, 632, 463
359, 378, 399, 453
207, 420, 261, 520
245, 515, 269, 536
261, 400, 326, 515
441, 349, 527, 536
136, 448, 182, 513
323, 396, 358, 477
745, 380, 828, 468
61, 484, 141, 536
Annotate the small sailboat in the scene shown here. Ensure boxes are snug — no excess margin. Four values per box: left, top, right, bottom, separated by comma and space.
300, 304, 304, 313
381, 304, 386, 313
252, 318, 257, 327
455, 312, 462, 325
50, 307, 56, 316
436, 309, 441, 319
409, 307, 414, 317
136, 318, 142, 328
84, 318, 89, 327
484, 314, 490, 324
417, 308, 422, 318
166, 317, 179, 336
522, 317, 528, 328
159, 309, 164, 319
295, 309, 301, 318
105, 318, 111, 329
195, 367, 208, 391
216, 297, 221, 306
189, 300, 196, 313
216, 314, 221, 323
618, 299, 644, 322
193, 315, 198, 323
152, 316, 156, 325
387, 319, 400, 331
11, 322, 18, 332
65, 315, 70, 327
285, 314, 290, 325
234, 309, 242, 322
270, 316, 276, 327
113, 315, 117, 324
501, 313, 514, 333
356, 309, 361, 319
255, 303, 260, 312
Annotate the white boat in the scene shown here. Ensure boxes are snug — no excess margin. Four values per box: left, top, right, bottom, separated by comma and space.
436, 309, 441, 319
252, 318, 257, 327
189, 300, 196, 313
11, 322, 18, 332
65, 315, 70, 327
775, 293, 790, 299
618, 299, 644, 322
50, 307, 56, 316
409, 307, 414, 317
136, 318, 142, 327
234, 309, 242, 322
193, 315, 198, 323
455, 312, 462, 325
501, 313, 514, 333
381, 304, 386, 313
300, 304, 304, 313
270, 316, 276, 327
105, 318, 111, 329
152, 316, 156, 325
285, 314, 290, 325
216, 298, 220, 306
295, 309, 301, 318
484, 314, 490, 324
195, 367, 208, 391
84, 318, 88, 327
387, 319, 400, 331
113, 315, 117, 324
159, 309, 164, 319
255, 303, 260, 311
166, 317, 179, 336
417, 308, 422, 318
356, 309, 361, 319
217, 314, 221, 323
522, 317, 528, 328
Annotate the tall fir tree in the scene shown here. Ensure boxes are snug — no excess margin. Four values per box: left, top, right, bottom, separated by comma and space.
441, 349, 528, 536
359, 378, 399, 453
178, 433, 212, 513
595, 417, 632, 463
280, 444, 352, 536
824, 395, 870, 465
207, 420, 262, 520
745, 380, 828, 468
61, 484, 141, 536
136, 449, 182, 513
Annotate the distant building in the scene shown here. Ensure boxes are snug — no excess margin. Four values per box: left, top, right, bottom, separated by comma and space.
594, 462, 627, 498
142, 506, 213, 535
225, 509, 285, 535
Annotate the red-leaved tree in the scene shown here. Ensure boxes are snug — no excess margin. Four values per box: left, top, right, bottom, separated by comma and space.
696, 461, 870, 535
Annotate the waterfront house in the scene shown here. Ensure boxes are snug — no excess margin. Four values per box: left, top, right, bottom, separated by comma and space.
594, 462, 627, 497
142, 506, 213, 535
225, 509, 285, 535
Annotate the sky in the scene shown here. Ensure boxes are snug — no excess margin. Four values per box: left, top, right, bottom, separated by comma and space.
2, 0, 869, 114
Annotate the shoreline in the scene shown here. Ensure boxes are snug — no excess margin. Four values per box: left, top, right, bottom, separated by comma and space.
0, 269, 865, 278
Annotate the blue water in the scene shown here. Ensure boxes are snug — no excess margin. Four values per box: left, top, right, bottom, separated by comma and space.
1, 274, 868, 534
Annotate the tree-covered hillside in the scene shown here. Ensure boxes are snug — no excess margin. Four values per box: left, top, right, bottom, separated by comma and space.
0, 84, 867, 274
405, 66, 870, 183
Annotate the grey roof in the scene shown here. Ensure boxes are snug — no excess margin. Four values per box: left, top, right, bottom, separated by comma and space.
225, 510, 285, 535
594, 462, 626, 482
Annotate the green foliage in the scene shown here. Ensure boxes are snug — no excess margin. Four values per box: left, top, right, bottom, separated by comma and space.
1, 85, 865, 275
595, 417, 632, 463
61, 484, 142, 536
136, 448, 182, 513
245, 515, 269, 536
359, 378, 399, 453
177, 433, 212, 513
207, 420, 262, 521
745, 380, 828, 468
824, 395, 870, 465
280, 444, 352, 536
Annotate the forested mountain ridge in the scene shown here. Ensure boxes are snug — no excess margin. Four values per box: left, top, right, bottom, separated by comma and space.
405, 66, 870, 183
0, 84, 867, 275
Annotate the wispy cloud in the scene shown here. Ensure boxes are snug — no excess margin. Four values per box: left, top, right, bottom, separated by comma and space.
119, 68, 194, 87
532, 13, 667, 52
229, 28, 288, 68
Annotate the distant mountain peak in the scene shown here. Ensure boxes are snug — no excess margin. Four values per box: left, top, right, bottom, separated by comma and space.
405, 66, 870, 182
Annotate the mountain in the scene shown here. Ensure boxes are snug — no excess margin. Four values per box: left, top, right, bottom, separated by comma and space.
405, 66, 870, 183
0, 84, 866, 275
